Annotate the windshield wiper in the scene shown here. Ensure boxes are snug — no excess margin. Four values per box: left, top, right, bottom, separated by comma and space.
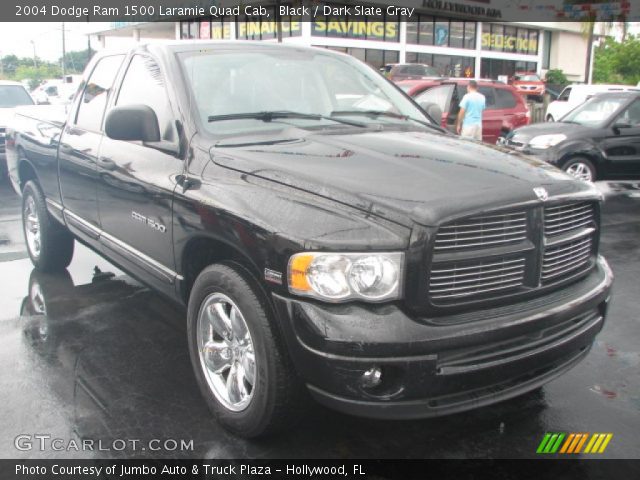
207, 111, 366, 127
331, 109, 408, 120
331, 109, 445, 131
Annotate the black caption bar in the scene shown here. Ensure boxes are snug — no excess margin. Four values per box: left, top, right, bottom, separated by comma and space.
4, 0, 640, 22
1, 459, 640, 480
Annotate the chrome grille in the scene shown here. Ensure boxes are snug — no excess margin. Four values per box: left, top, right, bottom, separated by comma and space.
542, 235, 593, 282
434, 212, 527, 252
429, 257, 526, 301
544, 202, 595, 236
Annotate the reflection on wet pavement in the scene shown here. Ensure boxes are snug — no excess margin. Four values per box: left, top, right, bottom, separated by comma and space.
0, 180, 638, 459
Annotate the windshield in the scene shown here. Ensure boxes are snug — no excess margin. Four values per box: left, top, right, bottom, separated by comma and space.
179, 47, 432, 136
515, 75, 540, 82
561, 95, 628, 127
0, 85, 34, 108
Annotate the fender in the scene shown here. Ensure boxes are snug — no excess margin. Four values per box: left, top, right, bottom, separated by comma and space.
553, 139, 605, 168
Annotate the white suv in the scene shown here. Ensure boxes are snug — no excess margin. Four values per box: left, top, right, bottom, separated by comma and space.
546, 83, 640, 122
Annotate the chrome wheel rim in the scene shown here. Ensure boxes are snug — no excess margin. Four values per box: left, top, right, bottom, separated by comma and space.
24, 196, 41, 258
565, 162, 594, 182
196, 293, 256, 412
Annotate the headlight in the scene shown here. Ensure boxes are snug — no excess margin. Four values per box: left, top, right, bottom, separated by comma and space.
288, 252, 404, 302
528, 134, 567, 149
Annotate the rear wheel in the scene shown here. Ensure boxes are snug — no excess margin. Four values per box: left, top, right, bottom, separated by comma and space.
187, 262, 305, 437
22, 181, 74, 272
562, 157, 597, 182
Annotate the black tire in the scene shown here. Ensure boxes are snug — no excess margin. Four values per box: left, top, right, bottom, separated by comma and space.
561, 157, 597, 182
187, 262, 305, 437
22, 181, 74, 272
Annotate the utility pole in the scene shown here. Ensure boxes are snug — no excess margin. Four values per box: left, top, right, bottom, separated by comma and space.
30, 40, 37, 68
61, 22, 66, 79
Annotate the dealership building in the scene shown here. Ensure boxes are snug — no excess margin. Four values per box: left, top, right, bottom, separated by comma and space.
92, 1, 604, 82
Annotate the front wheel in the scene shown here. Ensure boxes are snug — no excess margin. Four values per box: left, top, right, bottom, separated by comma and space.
187, 263, 305, 437
22, 181, 74, 272
562, 157, 597, 182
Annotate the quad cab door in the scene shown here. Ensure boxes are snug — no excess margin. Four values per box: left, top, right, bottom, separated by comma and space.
601, 99, 640, 179
97, 54, 184, 292
58, 54, 125, 234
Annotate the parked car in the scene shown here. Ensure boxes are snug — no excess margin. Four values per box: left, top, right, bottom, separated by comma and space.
396, 78, 530, 144
384, 63, 440, 81
0, 80, 34, 177
6, 42, 612, 437
509, 71, 545, 102
32, 78, 78, 106
545, 83, 640, 122
502, 91, 640, 181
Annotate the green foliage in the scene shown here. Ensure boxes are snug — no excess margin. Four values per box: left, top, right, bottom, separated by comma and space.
545, 69, 569, 86
14, 65, 62, 90
0, 49, 94, 88
593, 35, 640, 85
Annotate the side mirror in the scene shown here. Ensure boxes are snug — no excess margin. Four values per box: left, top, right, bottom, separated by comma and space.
105, 105, 160, 143
420, 101, 443, 124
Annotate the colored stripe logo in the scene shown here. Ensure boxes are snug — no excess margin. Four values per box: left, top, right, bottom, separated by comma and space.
536, 433, 613, 454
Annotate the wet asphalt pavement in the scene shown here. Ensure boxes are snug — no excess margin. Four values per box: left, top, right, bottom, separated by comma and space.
0, 179, 638, 460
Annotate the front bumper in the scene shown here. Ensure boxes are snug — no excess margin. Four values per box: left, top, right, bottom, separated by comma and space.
272, 256, 613, 419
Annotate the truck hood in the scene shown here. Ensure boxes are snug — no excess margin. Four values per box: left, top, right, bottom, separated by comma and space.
510, 122, 591, 145
210, 127, 598, 227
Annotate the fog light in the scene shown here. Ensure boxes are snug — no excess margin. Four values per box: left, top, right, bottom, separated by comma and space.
361, 366, 382, 388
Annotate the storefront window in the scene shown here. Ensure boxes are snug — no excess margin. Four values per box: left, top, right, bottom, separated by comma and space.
406, 52, 474, 77
449, 22, 464, 48
312, 4, 399, 43
320, 46, 398, 70
434, 20, 449, 46
481, 58, 537, 79
199, 20, 211, 39
407, 16, 474, 49
464, 22, 476, 49
181, 21, 190, 39
418, 17, 434, 45
406, 21, 418, 44
211, 19, 232, 40
482, 24, 539, 55
528, 30, 539, 55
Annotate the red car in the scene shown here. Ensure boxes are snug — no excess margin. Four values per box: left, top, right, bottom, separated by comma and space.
510, 71, 545, 101
396, 78, 530, 144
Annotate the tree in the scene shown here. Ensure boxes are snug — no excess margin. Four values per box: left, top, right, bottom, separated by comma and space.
60, 49, 94, 75
593, 35, 640, 85
14, 64, 62, 90
545, 69, 569, 86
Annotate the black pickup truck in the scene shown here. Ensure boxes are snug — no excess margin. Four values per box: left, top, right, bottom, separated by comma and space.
6, 42, 613, 438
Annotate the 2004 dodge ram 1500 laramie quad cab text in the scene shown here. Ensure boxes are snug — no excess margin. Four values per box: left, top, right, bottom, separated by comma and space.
6, 42, 613, 438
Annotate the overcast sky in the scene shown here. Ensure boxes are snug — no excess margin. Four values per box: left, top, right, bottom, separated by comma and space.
0, 22, 113, 61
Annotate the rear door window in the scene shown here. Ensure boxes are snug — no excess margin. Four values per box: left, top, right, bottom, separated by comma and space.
495, 88, 517, 109
414, 84, 454, 113
478, 86, 496, 110
558, 87, 571, 102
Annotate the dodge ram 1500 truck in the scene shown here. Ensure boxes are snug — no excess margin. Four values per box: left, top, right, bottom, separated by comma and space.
6, 42, 613, 438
